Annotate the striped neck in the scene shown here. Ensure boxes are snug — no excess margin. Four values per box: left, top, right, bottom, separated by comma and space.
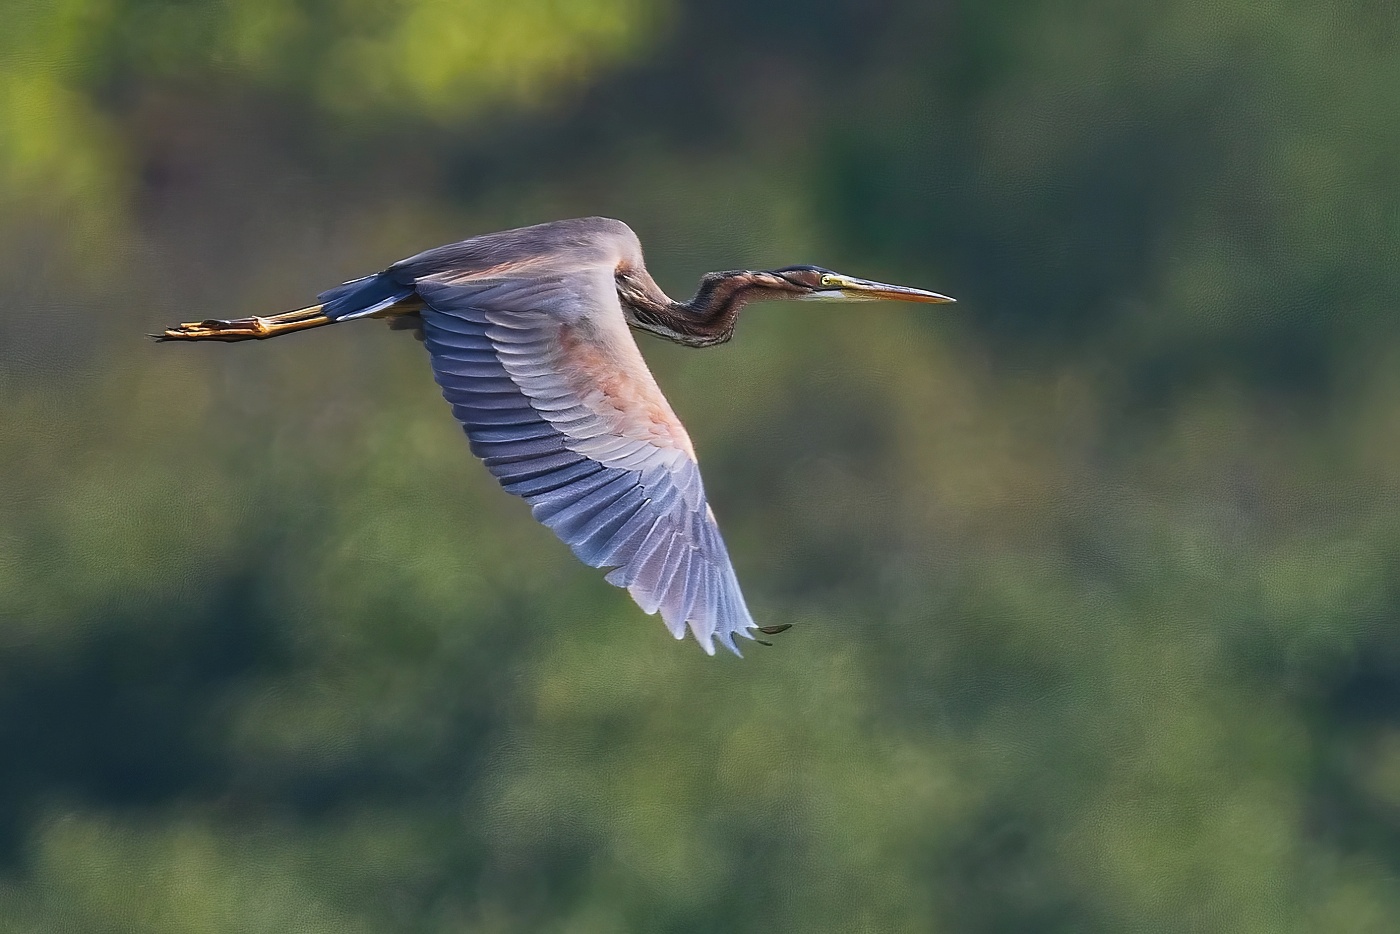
619, 270, 795, 347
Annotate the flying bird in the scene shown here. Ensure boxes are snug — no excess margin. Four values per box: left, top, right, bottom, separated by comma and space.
158, 217, 954, 655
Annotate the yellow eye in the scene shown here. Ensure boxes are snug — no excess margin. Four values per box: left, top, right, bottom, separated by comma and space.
820, 274, 836, 287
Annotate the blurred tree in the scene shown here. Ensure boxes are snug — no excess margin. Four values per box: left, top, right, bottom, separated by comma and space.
3, 0, 1400, 930
1, 0, 664, 235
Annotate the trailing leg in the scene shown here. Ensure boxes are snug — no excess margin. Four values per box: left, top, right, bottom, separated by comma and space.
154, 304, 331, 342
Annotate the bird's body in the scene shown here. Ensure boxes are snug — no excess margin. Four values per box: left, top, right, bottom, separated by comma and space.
160, 217, 952, 654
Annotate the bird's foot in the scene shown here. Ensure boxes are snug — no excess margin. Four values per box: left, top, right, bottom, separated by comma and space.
153, 306, 330, 342
154, 316, 272, 342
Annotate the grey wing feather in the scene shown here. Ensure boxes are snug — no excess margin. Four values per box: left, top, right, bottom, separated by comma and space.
414, 275, 757, 655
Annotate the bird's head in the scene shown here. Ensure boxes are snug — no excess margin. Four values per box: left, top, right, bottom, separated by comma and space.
767, 265, 956, 304
614, 262, 954, 348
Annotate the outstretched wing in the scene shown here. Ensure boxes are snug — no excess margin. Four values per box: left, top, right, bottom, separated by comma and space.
413, 272, 758, 655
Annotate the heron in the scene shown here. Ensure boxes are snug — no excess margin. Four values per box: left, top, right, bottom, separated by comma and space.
158, 217, 954, 655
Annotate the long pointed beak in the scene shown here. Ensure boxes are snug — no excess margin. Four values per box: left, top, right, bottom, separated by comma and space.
822, 274, 955, 304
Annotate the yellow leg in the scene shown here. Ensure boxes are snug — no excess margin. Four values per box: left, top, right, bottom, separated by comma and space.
154, 304, 330, 342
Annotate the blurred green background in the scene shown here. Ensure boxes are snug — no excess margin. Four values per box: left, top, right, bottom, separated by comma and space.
3, 0, 1400, 930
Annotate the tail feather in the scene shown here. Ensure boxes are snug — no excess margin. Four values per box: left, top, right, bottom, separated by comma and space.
318, 272, 415, 320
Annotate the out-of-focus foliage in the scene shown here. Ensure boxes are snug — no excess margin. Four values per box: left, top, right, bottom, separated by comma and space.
1, 0, 660, 231
3, 0, 1400, 930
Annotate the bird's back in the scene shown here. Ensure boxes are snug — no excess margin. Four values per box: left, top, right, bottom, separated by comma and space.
393, 216, 640, 283
317, 216, 642, 322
